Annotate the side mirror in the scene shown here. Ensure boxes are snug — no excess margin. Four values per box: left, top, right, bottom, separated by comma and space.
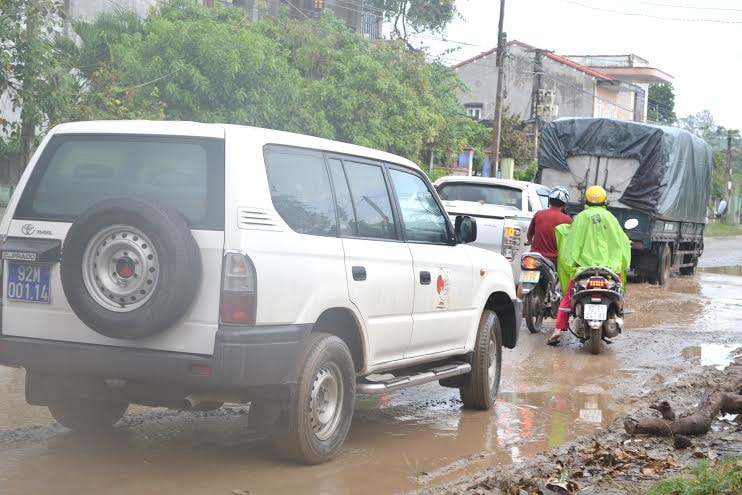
455, 215, 477, 244
624, 218, 639, 230
716, 200, 728, 218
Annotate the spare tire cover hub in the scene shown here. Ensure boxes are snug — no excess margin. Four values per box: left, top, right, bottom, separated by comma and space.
82, 224, 160, 312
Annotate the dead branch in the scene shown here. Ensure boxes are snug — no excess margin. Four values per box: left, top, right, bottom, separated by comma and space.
625, 390, 742, 437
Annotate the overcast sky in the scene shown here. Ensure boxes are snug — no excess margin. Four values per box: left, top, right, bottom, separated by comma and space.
412, 0, 741, 130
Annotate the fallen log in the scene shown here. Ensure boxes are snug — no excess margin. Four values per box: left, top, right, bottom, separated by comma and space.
625, 389, 742, 437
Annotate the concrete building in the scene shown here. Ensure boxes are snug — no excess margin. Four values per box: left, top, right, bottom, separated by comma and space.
562, 54, 674, 122
453, 40, 670, 125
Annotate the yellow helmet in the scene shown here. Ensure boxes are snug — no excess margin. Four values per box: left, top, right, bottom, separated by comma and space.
585, 185, 607, 205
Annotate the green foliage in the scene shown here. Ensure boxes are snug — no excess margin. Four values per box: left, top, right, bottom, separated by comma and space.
0, 0, 78, 179
705, 222, 742, 237
648, 457, 742, 495
514, 160, 537, 182
372, 1, 457, 41
64, 2, 484, 166
647, 83, 676, 125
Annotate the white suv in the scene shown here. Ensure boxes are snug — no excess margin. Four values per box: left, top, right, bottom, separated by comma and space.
0, 121, 519, 464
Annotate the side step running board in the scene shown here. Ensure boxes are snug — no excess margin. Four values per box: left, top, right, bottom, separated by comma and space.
356, 362, 471, 395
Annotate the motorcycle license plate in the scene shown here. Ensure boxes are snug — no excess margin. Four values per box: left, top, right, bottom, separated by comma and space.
584, 304, 607, 321
520, 270, 541, 284
520, 270, 540, 283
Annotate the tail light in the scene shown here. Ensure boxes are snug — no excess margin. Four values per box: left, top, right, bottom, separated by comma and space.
220, 252, 257, 325
501, 224, 522, 261
578, 277, 617, 290
521, 255, 542, 270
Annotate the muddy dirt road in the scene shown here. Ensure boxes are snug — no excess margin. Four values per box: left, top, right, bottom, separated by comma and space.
1, 237, 741, 495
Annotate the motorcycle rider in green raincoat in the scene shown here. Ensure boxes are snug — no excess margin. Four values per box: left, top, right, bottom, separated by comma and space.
547, 186, 631, 346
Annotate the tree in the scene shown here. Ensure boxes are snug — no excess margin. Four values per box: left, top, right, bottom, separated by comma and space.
647, 83, 676, 125
371, 0, 457, 45
63, 2, 483, 166
0, 0, 77, 181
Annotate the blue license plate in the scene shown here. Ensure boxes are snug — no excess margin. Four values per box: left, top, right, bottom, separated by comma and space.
6, 262, 51, 303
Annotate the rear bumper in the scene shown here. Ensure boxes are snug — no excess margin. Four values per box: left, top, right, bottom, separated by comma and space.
0, 324, 311, 390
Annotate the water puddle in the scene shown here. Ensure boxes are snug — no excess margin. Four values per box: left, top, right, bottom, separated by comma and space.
681, 344, 742, 370
0, 334, 624, 495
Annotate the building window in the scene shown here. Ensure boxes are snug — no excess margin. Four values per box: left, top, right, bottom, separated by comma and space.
466, 106, 482, 120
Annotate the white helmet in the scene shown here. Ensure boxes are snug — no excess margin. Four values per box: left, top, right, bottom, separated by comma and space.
548, 187, 570, 204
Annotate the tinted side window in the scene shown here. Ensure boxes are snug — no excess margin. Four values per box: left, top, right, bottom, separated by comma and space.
15, 135, 225, 230
343, 161, 397, 240
264, 146, 337, 237
327, 159, 356, 237
389, 169, 449, 244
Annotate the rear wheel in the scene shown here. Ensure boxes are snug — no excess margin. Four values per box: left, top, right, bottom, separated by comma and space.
589, 328, 602, 355
460, 310, 502, 410
651, 243, 671, 286
48, 398, 128, 431
524, 291, 544, 334
271, 333, 355, 464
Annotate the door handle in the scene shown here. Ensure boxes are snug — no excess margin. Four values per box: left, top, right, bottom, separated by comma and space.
420, 271, 431, 285
352, 266, 366, 281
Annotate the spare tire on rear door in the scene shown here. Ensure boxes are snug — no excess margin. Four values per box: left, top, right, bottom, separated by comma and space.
61, 197, 202, 339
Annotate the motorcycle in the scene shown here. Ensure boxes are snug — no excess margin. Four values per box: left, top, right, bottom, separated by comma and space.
568, 267, 625, 355
519, 252, 561, 333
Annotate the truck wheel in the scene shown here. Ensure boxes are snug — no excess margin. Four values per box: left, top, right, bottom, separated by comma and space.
679, 256, 698, 275
272, 333, 355, 464
48, 399, 128, 431
656, 243, 671, 286
460, 310, 502, 410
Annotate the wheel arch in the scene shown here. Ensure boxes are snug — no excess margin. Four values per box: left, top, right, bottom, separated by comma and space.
310, 307, 366, 373
485, 291, 518, 349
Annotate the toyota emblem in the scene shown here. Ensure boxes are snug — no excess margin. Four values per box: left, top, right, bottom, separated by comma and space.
21, 224, 35, 236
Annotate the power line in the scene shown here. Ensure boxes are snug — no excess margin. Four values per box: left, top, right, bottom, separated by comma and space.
618, 0, 742, 13
556, 0, 742, 23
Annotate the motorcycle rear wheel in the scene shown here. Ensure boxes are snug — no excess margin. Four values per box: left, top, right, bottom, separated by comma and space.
589, 327, 602, 355
524, 292, 544, 334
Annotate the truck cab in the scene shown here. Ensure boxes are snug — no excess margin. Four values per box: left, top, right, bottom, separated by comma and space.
434, 176, 551, 279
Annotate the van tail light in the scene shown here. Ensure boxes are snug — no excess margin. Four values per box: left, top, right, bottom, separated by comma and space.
220, 253, 257, 325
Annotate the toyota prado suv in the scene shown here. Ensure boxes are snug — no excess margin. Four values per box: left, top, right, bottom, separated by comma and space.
0, 121, 519, 464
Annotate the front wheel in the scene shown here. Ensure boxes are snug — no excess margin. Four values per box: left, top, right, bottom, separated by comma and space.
460, 310, 503, 410
272, 333, 355, 464
48, 398, 128, 431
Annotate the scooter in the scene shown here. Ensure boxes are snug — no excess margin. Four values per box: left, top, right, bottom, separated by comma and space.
519, 252, 561, 333
568, 267, 625, 355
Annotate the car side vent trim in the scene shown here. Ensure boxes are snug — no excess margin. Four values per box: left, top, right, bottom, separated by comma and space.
237, 207, 283, 231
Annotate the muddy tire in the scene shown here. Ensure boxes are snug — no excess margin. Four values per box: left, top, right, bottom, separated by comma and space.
460, 310, 502, 410
272, 333, 355, 465
48, 399, 128, 431
650, 243, 671, 286
589, 328, 602, 355
524, 291, 544, 334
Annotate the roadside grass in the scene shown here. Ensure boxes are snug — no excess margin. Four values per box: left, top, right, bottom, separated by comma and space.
648, 457, 742, 495
705, 223, 742, 237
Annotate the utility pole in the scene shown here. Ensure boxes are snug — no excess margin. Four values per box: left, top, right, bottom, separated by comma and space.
489, 0, 506, 177
727, 130, 733, 202
530, 49, 543, 161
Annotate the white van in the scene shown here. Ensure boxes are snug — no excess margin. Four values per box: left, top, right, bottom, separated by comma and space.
0, 121, 519, 464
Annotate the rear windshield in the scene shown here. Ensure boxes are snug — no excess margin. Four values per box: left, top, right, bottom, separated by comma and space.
438, 183, 522, 209
16, 134, 225, 230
